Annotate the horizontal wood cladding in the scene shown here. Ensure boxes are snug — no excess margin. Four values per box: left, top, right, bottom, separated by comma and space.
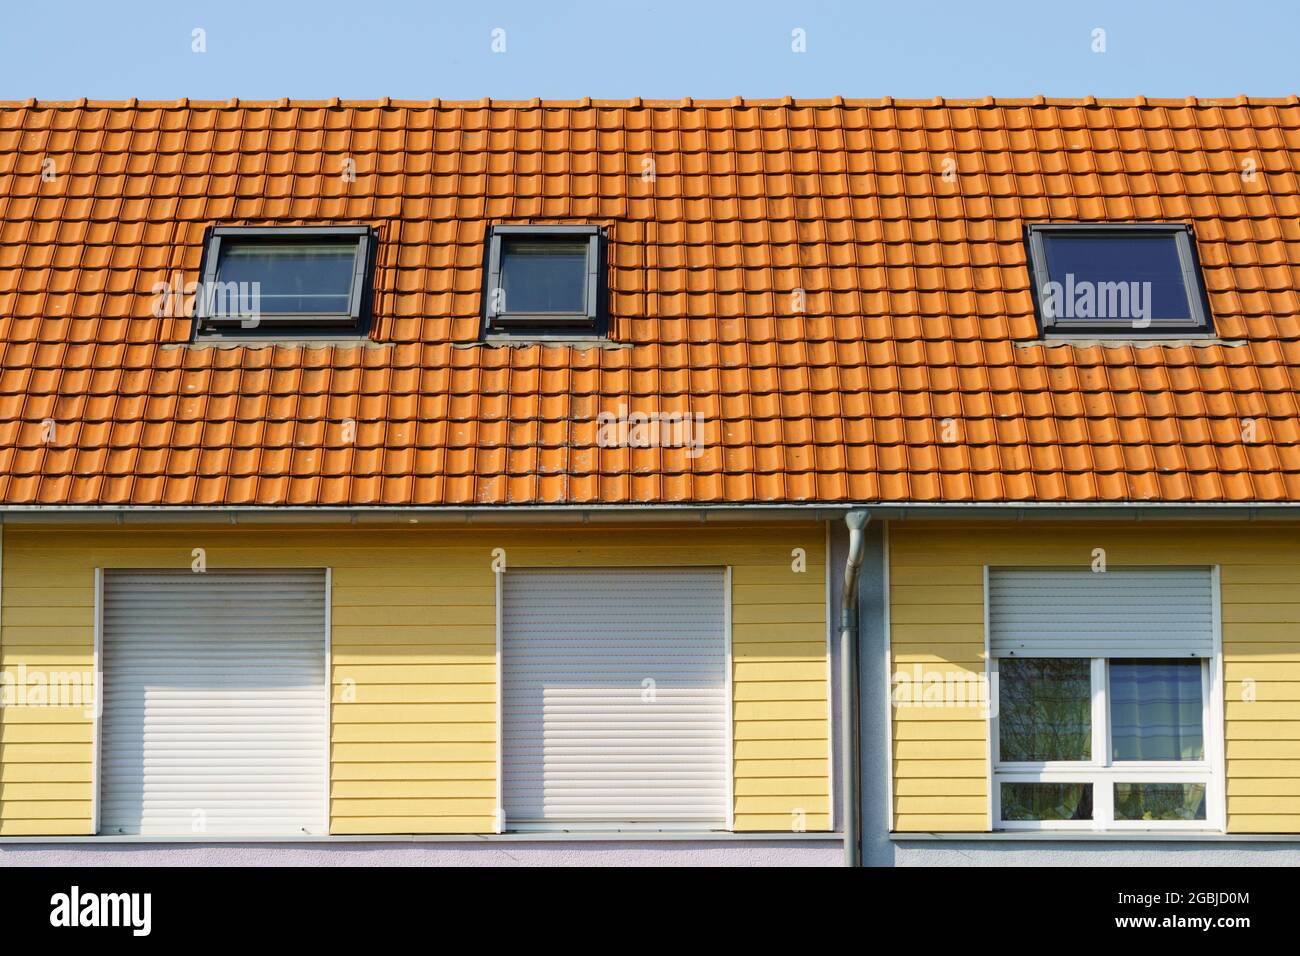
0, 523, 828, 836
889, 521, 1300, 834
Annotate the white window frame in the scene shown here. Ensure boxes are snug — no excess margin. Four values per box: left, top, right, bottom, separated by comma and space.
986, 565, 1225, 833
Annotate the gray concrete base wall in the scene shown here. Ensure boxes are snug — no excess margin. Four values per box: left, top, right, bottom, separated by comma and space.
888, 841, 1300, 866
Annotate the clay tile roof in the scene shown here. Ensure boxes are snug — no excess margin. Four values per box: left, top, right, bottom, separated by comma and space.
2, 96, 1300, 507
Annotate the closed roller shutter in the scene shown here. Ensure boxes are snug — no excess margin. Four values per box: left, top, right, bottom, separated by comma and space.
988, 566, 1214, 658
502, 568, 729, 830
99, 569, 328, 836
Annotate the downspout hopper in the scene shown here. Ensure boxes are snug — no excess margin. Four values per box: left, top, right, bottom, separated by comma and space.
840, 510, 869, 867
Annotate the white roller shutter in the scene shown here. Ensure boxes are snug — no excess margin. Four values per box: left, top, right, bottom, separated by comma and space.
99, 569, 328, 836
502, 568, 729, 830
988, 566, 1215, 658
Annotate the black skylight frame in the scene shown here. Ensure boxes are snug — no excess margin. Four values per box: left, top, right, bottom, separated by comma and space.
481, 224, 606, 336
1025, 222, 1214, 335
192, 224, 378, 339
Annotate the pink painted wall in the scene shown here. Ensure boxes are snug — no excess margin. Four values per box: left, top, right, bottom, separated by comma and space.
0, 840, 840, 867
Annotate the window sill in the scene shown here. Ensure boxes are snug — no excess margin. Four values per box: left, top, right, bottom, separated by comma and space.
1015, 336, 1246, 349
0, 831, 840, 845
477, 335, 628, 350
888, 830, 1280, 843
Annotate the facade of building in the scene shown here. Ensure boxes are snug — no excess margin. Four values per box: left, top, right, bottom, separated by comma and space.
1, 97, 1298, 865
0, 517, 842, 865
859, 514, 1300, 866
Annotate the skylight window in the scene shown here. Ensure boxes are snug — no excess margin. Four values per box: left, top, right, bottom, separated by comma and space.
193, 225, 375, 337
1026, 223, 1212, 334
483, 225, 604, 334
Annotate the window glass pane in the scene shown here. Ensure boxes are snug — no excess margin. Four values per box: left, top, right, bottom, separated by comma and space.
1114, 783, 1207, 821
1000, 782, 1093, 822
998, 658, 1092, 762
1040, 233, 1194, 322
500, 239, 588, 314
1109, 659, 1204, 761
215, 241, 357, 314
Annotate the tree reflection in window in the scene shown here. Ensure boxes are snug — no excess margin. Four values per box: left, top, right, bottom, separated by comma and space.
1001, 782, 1094, 821
999, 658, 1092, 762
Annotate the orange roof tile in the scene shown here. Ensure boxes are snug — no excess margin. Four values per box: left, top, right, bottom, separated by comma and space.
1, 97, 1300, 505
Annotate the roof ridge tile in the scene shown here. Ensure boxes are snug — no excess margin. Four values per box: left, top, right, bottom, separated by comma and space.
6, 95, 1300, 112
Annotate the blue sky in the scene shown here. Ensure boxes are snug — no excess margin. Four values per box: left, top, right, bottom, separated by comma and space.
1, 0, 1296, 101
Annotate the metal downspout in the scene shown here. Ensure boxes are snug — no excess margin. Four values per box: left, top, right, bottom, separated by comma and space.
841, 510, 869, 867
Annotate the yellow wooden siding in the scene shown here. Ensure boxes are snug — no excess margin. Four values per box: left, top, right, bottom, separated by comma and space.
889, 521, 1300, 834
0, 523, 828, 835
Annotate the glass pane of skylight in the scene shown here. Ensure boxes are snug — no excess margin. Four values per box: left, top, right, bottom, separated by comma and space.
1040, 232, 1195, 323
215, 241, 357, 315
500, 239, 588, 314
